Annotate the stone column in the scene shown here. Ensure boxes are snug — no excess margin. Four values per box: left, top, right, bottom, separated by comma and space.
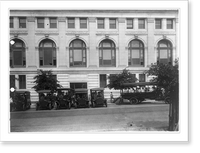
118, 17, 127, 67
58, 17, 67, 67
88, 17, 97, 67
147, 18, 155, 66
175, 17, 179, 63
27, 17, 37, 68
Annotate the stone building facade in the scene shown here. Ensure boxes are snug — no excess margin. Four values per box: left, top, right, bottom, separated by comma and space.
9, 10, 179, 101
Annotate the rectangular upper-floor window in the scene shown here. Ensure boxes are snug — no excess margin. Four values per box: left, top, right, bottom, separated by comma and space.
80, 18, 87, 29
50, 18, 57, 28
68, 18, 75, 29
155, 19, 162, 29
139, 74, 145, 82
19, 75, 26, 89
127, 18, 134, 29
19, 17, 26, 28
167, 19, 173, 29
37, 18, 45, 28
10, 17, 14, 28
97, 18, 105, 29
138, 18, 145, 29
100, 74, 107, 88
109, 18, 116, 29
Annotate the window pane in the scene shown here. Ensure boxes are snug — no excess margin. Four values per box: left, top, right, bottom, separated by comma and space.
109, 19, 116, 29
10, 17, 13, 28
127, 19, 133, 29
103, 50, 112, 60
13, 51, 22, 65
14, 42, 23, 47
50, 18, 57, 28
98, 18, 104, 29
102, 42, 111, 47
100, 74, 107, 88
159, 42, 168, 47
160, 49, 168, 58
167, 19, 173, 29
139, 74, 145, 82
73, 40, 83, 47
19, 75, 26, 89
68, 18, 75, 28
19, 18, 26, 28
131, 49, 140, 58
80, 18, 87, 29
74, 49, 82, 61
10, 75, 15, 89
43, 42, 53, 47
130, 40, 140, 47
44, 49, 53, 65
138, 19, 145, 29
155, 19, 162, 29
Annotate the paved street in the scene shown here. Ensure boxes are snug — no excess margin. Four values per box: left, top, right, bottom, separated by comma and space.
10, 101, 169, 132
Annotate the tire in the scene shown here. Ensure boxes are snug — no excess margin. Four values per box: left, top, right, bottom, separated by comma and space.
105, 102, 107, 107
130, 97, 138, 104
74, 103, 77, 109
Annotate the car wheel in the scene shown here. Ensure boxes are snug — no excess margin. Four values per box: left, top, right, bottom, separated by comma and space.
130, 97, 138, 104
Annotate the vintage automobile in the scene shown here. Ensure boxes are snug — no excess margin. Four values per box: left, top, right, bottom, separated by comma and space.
119, 82, 170, 104
10, 90, 31, 111
54, 88, 75, 110
36, 90, 54, 110
74, 88, 90, 108
90, 88, 107, 107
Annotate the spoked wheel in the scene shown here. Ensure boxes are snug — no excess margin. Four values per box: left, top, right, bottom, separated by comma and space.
130, 97, 138, 105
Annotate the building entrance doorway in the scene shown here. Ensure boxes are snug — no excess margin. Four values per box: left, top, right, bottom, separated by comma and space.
70, 82, 87, 89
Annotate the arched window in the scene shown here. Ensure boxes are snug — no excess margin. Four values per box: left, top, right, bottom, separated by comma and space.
10, 39, 26, 67
157, 39, 172, 64
99, 39, 116, 67
39, 39, 56, 67
128, 39, 144, 66
69, 39, 86, 67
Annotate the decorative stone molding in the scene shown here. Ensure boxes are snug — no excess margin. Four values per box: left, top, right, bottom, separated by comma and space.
154, 31, 176, 35
162, 35, 167, 39
10, 30, 28, 35
27, 17, 35, 22
96, 31, 119, 36
66, 31, 89, 35
118, 18, 126, 23
58, 17, 66, 22
105, 34, 109, 39
134, 35, 138, 39
147, 18, 154, 23
125, 31, 148, 35
66, 46, 89, 49
35, 31, 59, 35
45, 34, 49, 38
88, 17, 96, 23
75, 34, 80, 38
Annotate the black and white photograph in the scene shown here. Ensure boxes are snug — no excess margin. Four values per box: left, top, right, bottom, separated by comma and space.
0, 0, 189, 143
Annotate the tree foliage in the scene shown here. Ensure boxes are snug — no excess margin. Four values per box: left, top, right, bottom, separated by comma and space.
146, 60, 179, 98
32, 69, 62, 92
107, 68, 137, 90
